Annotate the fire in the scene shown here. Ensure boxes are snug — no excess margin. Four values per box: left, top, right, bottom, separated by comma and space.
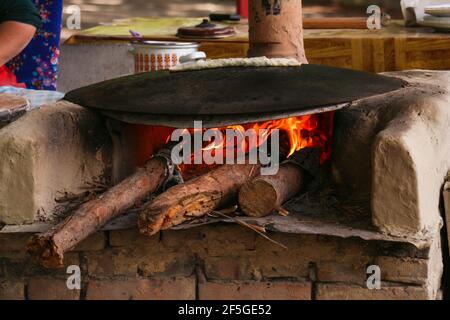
171, 112, 334, 180
194, 112, 334, 164
128, 112, 334, 180
244, 115, 324, 158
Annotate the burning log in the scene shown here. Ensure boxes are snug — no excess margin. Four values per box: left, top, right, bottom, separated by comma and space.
138, 163, 260, 236
27, 156, 169, 268
239, 163, 305, 217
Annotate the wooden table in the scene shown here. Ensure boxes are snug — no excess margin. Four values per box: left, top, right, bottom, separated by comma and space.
66, 17, 450, 73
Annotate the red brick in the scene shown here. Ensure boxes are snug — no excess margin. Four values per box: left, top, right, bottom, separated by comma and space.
139, 253, 195, 277
3, 252, 79, 278
85, 250, 114, 276
253, 234, 338, 264
0, 281, 25, 300
198, 225, 256, 256
72, 232, 107, 251
113, 246, 195, 277
255, 235, 372, 284
86, 277, 195, 300
375, 256, 429, 285
316, 260, 369, 285
198, 280, 311, 300
316, 283, 433, 300
249, 251, 310, 279
109, 228, 160, 247
0, 233, 32, 252
0, 250, 27, 259
204, 256, 252, 280
28, 277, 80, 300
163, 225, 256, 257
161, 228, 203, 251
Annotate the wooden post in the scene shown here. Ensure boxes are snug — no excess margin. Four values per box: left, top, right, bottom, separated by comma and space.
248, 0, 308, 63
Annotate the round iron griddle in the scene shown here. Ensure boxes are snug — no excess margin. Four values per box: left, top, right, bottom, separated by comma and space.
65, 64, 405, 117
99, 102, 349, 128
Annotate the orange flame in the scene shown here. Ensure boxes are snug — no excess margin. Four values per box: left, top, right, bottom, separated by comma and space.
194, 112, 334, 163
121, 112, 334, 181
171, 112, 334, 180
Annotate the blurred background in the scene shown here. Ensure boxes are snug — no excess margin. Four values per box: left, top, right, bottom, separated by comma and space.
62, 0, 403, 30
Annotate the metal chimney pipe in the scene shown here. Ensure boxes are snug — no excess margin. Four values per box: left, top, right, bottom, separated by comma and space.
248, 0, 308, 63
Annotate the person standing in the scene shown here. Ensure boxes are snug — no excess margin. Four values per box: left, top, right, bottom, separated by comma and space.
0, 0, 42, 88
7, 0, 63, 90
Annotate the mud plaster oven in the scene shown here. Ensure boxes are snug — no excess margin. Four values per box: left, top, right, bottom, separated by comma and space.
0, 0, 449, 300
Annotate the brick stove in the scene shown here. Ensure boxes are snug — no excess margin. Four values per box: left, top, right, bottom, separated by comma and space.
0, 0, 449, 300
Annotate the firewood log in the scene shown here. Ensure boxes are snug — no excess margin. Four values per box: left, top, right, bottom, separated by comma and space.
138, 163, 261, 236
27, 157, 168, 268
238, 163, 305, 217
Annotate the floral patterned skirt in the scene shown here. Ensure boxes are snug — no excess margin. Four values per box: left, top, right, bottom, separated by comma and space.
7, 0, 62, 91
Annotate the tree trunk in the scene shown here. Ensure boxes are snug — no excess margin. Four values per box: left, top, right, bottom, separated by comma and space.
27, 157, 168, 268
239, 163, 305, 217
138, 163, 261, 236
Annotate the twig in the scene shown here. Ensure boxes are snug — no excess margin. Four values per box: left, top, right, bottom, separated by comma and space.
248, 164, 257, 178
211, 210, 288, 250
277, 206, 290, 217
52, 178, 110, 220
220, 205, 239, 215
208, 205, 239, 218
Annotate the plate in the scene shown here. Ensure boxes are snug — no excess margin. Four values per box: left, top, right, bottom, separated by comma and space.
425, 4, 450, 17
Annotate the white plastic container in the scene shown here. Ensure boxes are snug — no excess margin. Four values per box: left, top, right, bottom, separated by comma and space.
131, 41, 204, 73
